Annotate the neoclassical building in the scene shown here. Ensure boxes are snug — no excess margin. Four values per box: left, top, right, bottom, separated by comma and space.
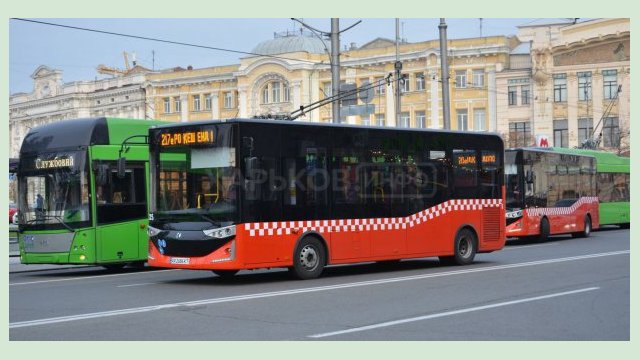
496, 18, 630, 153
9, 65, 151, 157
9, 19, 630, 159
145, 30, 512, 133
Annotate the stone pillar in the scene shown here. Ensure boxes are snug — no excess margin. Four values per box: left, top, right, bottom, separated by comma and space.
385, 82, 395, 127
430, 70, 440, 129
487, 68, 497, 132
211, 93, 220, 119
238, 87, 248, 118
180, 94, 188, 122
566, 72, 579, 147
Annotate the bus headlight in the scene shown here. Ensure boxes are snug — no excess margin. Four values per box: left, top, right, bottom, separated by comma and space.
506, 210, 523, 219
203, 225, 236, 239
148, 225, 162, 237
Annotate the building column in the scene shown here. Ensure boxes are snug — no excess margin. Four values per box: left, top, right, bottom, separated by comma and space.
211, 93, 220, 119
180, 94, 188, 122
385, 82, 395, 127
238, 87, 247, 118
292, 80, 302, 118
487, 69, 497, 132
430, 70, 440, 129
566, 72, 579, 147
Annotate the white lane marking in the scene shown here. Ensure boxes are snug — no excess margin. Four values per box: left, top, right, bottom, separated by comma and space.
308, 287, 600, 338
10, 269, 181, 286
503, 243, 559, 250
9, 250, 628, 329
117, 283, 157, 288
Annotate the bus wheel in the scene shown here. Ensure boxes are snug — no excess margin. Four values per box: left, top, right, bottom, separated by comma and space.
212, 270, 238, 279
439, 228, 477, 266
537, 218, 550, 242
572, 215, 592, 238
290, 237, 325, 280
619, 223, 630, 229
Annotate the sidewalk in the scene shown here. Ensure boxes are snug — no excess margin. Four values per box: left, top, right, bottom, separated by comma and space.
9, 256, 95, 273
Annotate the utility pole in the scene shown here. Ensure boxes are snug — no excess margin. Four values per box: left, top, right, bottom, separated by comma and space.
395, 18, 402, 127
331, 18, 341, 123
439, 18, 451, 130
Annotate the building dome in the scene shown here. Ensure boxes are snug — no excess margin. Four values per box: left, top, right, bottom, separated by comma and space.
251, 30, 329, 56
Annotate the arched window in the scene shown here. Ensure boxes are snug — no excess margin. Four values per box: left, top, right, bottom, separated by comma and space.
260, 81, 291, 104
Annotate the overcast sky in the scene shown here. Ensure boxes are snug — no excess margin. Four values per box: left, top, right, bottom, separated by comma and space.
9, 18, 543, 95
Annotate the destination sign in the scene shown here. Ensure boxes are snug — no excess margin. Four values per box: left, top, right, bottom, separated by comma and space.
455, 153, 497, 166
35, 156, 75, 169
160, 129, 215, 147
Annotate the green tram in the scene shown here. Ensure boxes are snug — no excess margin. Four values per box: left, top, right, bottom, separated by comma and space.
16, 117, 164, 269
543, 147, 630, 228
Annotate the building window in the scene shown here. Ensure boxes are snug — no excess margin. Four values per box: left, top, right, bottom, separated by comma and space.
415, 111, 426, 128
283, 83, 290, 102
415, 73, 425, 91
602, 117, 620, 148
262, 86, 269, 104
322, 82, 332, 98
521, 85, 530, 105
578, 118, 593, 145
455, 70, 467, 88
508, 121, 531, 148
163, 98, 170, 113
193, 95, 201, 111
473, 109, 485, 131
603, 70, 618, 100
205, 94, 212, 110
457, 109, 468, 131
376, 114, 385, 126
398, 112, 410, 128
271, 81, 281, 103
472, 69, 484, 87
174, 96, 181, 113
553, 74, 567, 102
224, 92, 233, 109
96, 100, 101, 105
374, 77, 385, 95
578, 71, 592, 101
400, 76, 410, 93
553, 119, 568, 147
361, 116, 371, 126
508, 86, 517, 106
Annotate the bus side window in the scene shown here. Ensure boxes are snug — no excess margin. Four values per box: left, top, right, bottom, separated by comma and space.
96, 162, 146, 224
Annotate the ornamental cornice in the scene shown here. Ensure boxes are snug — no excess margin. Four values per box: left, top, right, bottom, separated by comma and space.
148, 73, 236, 88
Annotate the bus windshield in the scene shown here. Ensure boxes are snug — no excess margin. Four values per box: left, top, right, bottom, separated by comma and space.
18, 150, 91, 231
505, 151, 522, 210
152, 126, 238, 227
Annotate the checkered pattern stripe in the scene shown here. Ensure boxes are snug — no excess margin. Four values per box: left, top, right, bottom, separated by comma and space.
243, 198, 503, 237
525, 197, 598, 217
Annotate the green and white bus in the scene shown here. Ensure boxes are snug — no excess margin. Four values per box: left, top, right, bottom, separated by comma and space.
541, 147, 630, 228
16, 117, 164, 269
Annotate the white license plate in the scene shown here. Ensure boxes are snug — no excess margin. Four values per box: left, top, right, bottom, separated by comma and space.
170, 257, 190, 265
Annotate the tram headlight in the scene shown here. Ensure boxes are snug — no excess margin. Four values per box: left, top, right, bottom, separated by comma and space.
203, 225, 236, 239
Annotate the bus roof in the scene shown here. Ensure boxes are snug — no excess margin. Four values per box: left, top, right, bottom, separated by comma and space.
20, 117, 166, 154
150, 118, 505, 140
508, 147, 629, 173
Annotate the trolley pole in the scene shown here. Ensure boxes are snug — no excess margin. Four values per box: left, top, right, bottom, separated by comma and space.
331, 18, 341, 123
439, 18, 451, 130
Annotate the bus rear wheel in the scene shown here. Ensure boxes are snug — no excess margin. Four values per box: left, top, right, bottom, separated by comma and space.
572, 215, 592, 238
102, 264, 126, 272
439, 228, 477, 266
537, 217, 550, 242
290, 237, 325, 280
212, 270, 238, 279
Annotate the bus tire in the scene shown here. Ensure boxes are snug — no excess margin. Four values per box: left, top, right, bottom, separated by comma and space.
290, 236, 325, 280
537, 217, 550, 242
619, 223, 630, 229
572, 215, 592, 238
439, 227, 477, 266
212, 270, 238, 279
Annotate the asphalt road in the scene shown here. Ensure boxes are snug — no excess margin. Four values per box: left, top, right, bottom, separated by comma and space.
9, 227, 630, 340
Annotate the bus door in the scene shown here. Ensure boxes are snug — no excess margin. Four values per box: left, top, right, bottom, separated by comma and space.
94, 161, 148, 262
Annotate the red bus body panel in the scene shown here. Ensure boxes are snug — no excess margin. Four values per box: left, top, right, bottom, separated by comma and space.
506, 196, 599, 238
148, 198, 505, 271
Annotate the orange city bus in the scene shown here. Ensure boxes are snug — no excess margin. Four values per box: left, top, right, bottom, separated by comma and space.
505, 148, 599, 241
145, 119, 505, 279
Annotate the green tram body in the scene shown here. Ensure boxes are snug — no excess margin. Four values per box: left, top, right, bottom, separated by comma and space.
543, 147, 630, 227
17, 118, 166, 267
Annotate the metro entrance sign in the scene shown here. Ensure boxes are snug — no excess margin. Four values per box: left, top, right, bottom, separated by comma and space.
536, 135, 550, 147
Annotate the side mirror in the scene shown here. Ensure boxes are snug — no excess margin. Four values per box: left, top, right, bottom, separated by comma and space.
117, 157, 127, 179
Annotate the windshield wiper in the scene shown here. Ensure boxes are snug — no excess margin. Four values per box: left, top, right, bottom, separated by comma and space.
26, 214, 75, 232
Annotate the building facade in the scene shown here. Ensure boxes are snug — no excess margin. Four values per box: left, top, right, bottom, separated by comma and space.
9, 65, 151, 157
496, 18, 630, 152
